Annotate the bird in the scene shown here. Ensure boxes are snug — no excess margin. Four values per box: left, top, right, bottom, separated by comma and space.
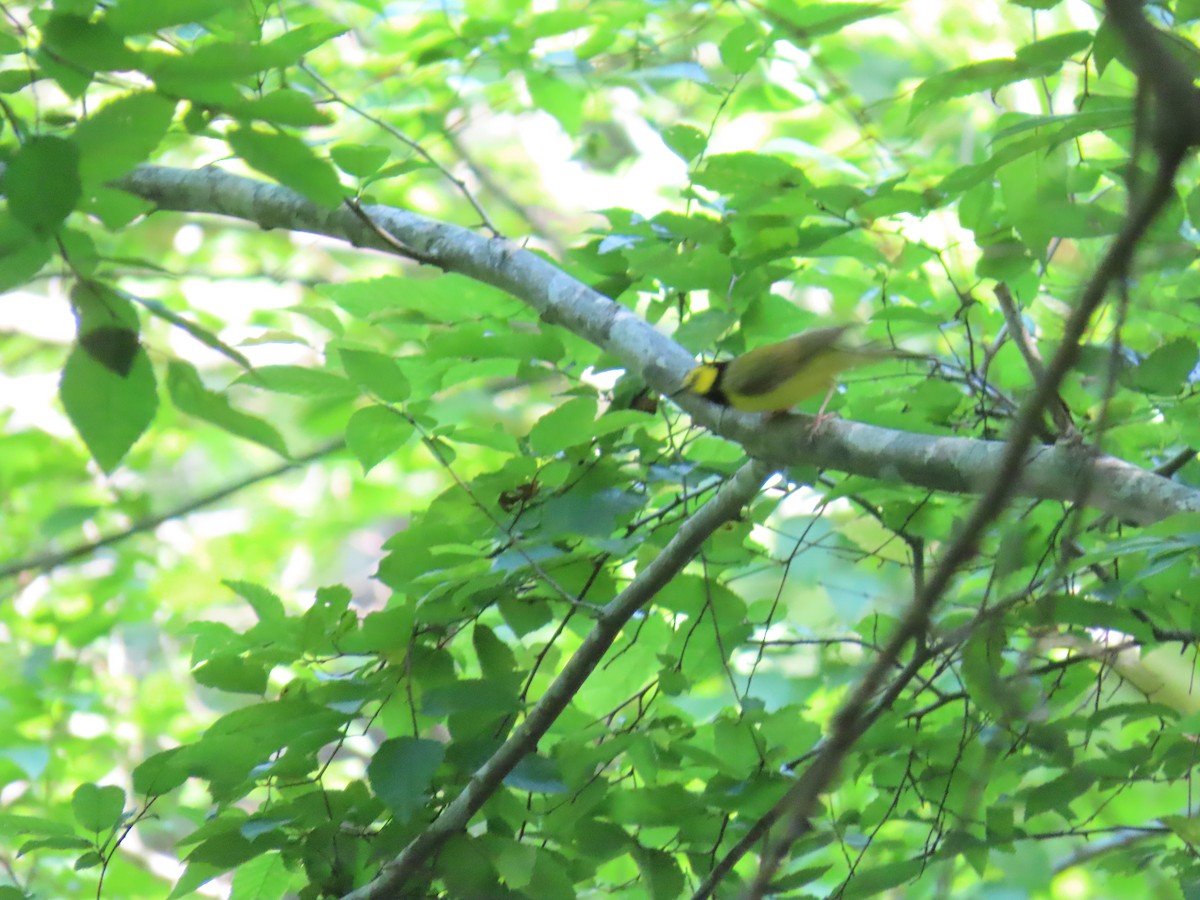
676, 325, 916, 418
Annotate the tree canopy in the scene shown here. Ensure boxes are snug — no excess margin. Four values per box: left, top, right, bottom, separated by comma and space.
3, 0, 1200, 898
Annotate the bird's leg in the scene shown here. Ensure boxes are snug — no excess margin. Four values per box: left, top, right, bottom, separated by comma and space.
809, 385, 839, 432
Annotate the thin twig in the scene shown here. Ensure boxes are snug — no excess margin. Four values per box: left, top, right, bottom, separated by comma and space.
0, 440, 344, 583
299, 62, 502, 236
994, 282, 1078, 437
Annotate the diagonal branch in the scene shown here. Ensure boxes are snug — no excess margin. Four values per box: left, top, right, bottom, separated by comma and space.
739, 153, 1183, 900
733, 2, 1200, 894
342, 459, 772, 899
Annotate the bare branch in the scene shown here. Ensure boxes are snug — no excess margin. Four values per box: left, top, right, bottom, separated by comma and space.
0, 163, 1189, 524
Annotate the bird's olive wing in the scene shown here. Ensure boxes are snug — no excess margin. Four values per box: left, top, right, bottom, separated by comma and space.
724, 327, 852, 396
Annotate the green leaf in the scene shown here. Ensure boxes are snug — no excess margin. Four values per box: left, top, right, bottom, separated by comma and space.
226, 127, 344, 207
1182, 0, 1200, 22
473, 625, 519, 689
767, 1, 892, 40
1013, 30, 1091, 68
527, 72, 583, 134
959, 621, 1007, 718
0, 69, 36, 92
168, 862, 224, 900
425, 323, 563, 364
132, 749, 190, 796
71, 783, 125, 832
437, 835, 501, 897
538, 482, 643, 538
504, 754, 567, 794
187, 830, 263, 868
1024, 769, 1094, 819
939, 130, 1074, 195
499, 595, 553, 636
236, 365, 357, 398
898, 379, 962, 425
660, 124, 707, 161
0, 234, 53, 291
192, 654, 271, 694
632, 847, 684, 900
363, 158, 437, 186
528, 9, 589, 37
1126, 339, 1199, 395
19, 835, 94, 855
528, 397, 598, 455
3, 136, 81, 235
492, 841, 537, 891
719, 21, 762, 74
367, 738, 446, 822
340, 605, 414, 654
840, 858, 923, 899
79, 326, 140, 376
1049, 596, 1145, 634
84, 185, 155, 229
40, 504, 100, 537
74, 91, 176, 184
323, 274, 522, 322
143, 23, 347, 84
338, 348, 410, 402
976, 236, 1033, 282
0, 814, 84, 840
1163, 814, 1200, 845
993, 104, 1132, 148
290, 586, 354, 658
911, 59, 1028, 119
224, 581, 287, 625
103, 0, 235, 35
41, 13, 137, 72
167, 361, 289, 456
229, 852, 294, 900
331, 143, 391, 178
258, 22, 348, 67
61, 285, 157, 472
345, 405, 414, 473
422, 679, 520, 718
227, 89, 333, 127
74, 851, 103, 870
37, 50, 90, 97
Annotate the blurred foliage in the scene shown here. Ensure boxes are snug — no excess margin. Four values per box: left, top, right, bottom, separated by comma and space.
2, 0, 1200, 898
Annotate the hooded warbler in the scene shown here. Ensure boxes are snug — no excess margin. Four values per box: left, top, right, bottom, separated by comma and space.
678, 325, 907, 414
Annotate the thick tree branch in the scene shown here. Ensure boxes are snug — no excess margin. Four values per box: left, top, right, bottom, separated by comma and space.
8, 163, 1191, 525
1104, 0, 1200, 151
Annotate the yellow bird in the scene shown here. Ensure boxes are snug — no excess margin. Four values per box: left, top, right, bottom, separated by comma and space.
677, 325, 909, 415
